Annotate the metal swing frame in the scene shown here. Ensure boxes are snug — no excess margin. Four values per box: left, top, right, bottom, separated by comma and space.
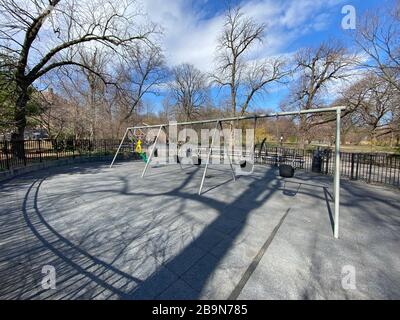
110, 106, 345, 238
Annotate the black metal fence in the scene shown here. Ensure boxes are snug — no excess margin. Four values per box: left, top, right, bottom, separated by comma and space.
254, 146, 400, 188
0, 139, 122, 171
1, 139, 399, 188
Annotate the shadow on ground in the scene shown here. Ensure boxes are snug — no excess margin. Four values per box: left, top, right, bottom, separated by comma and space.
0, 161, 399, 299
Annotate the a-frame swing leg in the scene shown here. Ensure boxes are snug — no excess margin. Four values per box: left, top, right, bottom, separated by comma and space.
249, 117, 257, 173
198, 121, 236, 195
198, 121, 220, 195
130, 128, 137, 152
141, 125, 164, 178
219, 121, 236, 182
110, 128, 129, 168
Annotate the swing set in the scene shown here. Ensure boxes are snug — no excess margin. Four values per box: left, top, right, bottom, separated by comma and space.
110, 106, 345, 238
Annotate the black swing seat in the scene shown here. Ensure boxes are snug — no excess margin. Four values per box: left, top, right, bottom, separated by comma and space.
279, 164, 295, 178
192, 156, 201, 165
238, 159, 254, 173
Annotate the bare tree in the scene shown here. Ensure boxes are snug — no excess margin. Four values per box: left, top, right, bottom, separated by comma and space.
355, 3, 400, 92
116, 43, 166, 121
41, 43, 166, 140
240, 58, 288, 114
169, 63, 208, 121
343, 73, 399, 140
49, 66, 97, 139
0, 53, 16, 133
79, 48, 109, 140
0, 0, 156, 156
340, 0, 400, 146
213, 7, 288, 116
31, 88, 67, 139
287, 43, 357, 144
290, 43, 357, 110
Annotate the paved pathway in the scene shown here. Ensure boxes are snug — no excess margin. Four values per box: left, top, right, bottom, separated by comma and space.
0, 162, 399, 299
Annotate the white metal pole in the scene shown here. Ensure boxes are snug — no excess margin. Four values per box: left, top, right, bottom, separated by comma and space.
142, 125, 163, 178
125, 106, 347, 130
110, 128, 128, 168
251, 117, 256, 172
219, 121, 236, 181
199, 121, 220, 195
334, 108, 341, 239
129, 128, 137, 151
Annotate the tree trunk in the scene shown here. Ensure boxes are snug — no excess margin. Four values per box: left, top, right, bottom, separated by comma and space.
11, 87, 28, 159
231, 58, 236, 116
299, 114, 307, 149
231, 85, 236, 116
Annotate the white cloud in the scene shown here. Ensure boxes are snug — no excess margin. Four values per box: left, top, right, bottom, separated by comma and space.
140, 0, 224, 71
140, 0, 347, 72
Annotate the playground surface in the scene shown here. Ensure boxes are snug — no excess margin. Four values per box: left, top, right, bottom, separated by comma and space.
0, 161, 399, 299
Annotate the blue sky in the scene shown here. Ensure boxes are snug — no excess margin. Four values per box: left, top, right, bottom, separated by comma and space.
141, 0, 387, 113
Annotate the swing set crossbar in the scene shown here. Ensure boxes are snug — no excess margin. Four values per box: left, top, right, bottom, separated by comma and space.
125, 106, 346, 130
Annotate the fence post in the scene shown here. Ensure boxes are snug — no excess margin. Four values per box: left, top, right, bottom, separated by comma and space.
63, 139, 66, 159
368, 154, 373, 183
38, 139, 42, 162
55, 139, 59, 160
350, 153, 355, 180
355, 154, 359, 180
23, 141, 27, 166
4, 141, 10, 171
73, 140, 76, 159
